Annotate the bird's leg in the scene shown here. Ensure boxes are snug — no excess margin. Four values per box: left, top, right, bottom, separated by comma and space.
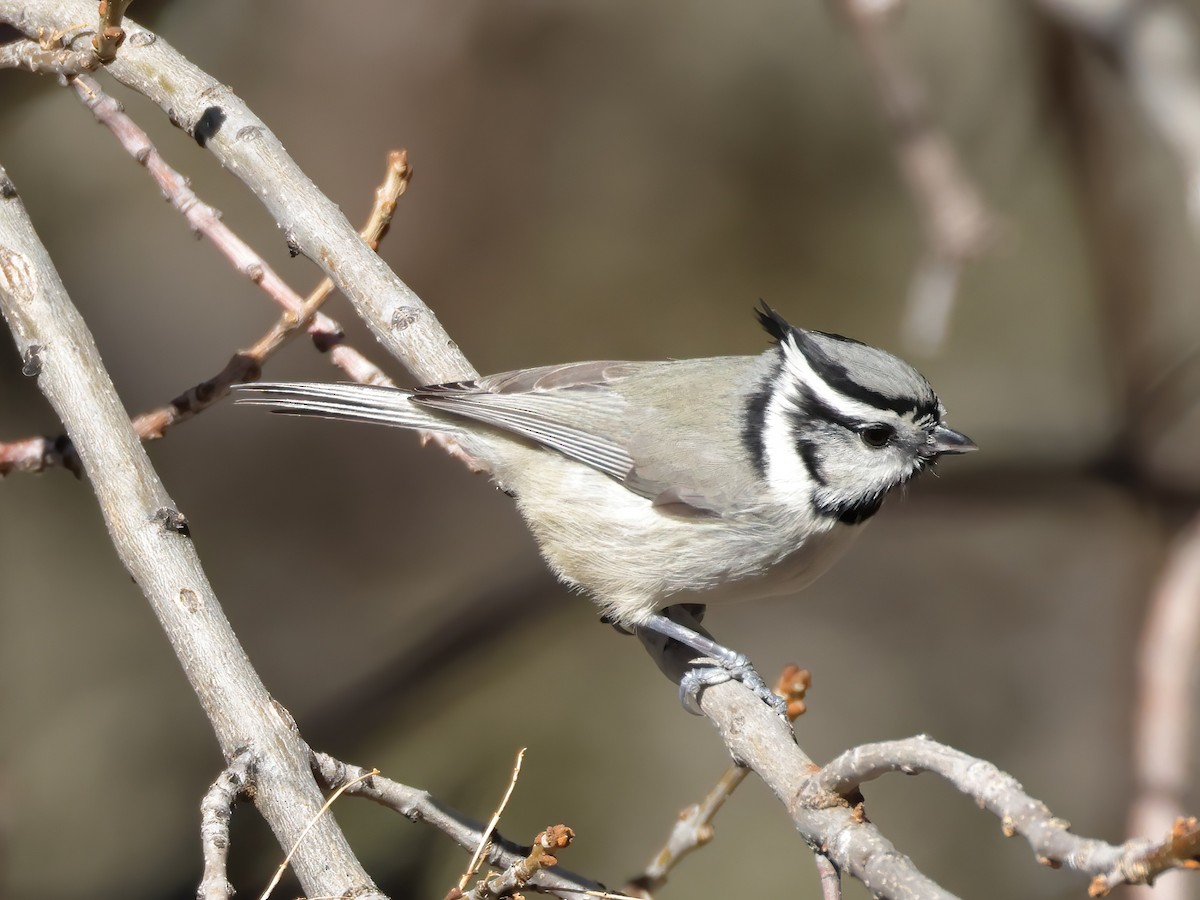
638, 605, 788, 718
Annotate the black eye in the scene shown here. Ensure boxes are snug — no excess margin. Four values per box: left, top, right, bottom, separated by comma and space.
860, 424, 895, 448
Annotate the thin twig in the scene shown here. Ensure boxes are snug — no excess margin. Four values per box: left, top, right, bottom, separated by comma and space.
91, 0, 131, 64
458, 748, 527, 892
455, 825, 575, 900
69, 74, 375, 377
0, 433, 78, 477
814, 853, 843, 900
258, 767, 380, 900
0, 83, 410, 474
199, 749, 255, 900
65, 71, 485, 467
70, 68, 403, 403
311, 752, 604, 900
249, 150, 411, 362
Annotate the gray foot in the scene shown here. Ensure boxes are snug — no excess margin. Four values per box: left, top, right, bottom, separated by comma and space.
640, 610, 788, 718
677, 653, 788, 717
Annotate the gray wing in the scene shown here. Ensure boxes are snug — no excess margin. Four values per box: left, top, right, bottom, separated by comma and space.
413, 356, 771, 517
412, 361, 644, 488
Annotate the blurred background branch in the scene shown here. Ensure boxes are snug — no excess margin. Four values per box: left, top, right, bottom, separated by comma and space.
836, 0, 996, 355
1127, 515, 1200, 900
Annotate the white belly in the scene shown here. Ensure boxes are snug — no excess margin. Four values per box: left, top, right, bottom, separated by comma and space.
668, 517, 864, 608
509, 453, 867, 625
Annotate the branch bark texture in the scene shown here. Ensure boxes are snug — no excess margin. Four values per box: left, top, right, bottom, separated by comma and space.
0, 164, 383, 900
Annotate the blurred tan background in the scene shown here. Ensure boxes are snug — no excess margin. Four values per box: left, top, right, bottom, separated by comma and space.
1, 1, 1198, 898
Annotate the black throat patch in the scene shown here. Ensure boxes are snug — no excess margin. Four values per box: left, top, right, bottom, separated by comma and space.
814, 492, 885, 525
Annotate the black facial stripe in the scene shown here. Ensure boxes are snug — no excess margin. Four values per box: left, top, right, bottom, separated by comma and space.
786, 387, 865, 486
823, 362, 931, 418
795, 437, 827, 486
793, 385, 868, 434
740, 360, 778, 477
784, 387, 859, 487
791, 331, 939, 420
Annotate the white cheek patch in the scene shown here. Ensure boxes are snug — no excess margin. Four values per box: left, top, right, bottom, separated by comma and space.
760, 382, 817, 510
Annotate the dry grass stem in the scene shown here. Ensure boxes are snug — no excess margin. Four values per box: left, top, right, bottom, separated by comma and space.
458, 748, 528, 892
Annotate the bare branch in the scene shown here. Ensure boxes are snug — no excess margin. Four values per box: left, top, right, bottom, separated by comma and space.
259, 767, 380, 900
199, 749, 254, 900
807, 735, 1200, 892
312, 753, 606, 900
625, 666, 811, 897
0, 164, 384, 900
0, 33, 97, 74
712, 691, 960, 897
1094, 817, 1200, 896
625, 763, 746, 900
0, 0, 137, 73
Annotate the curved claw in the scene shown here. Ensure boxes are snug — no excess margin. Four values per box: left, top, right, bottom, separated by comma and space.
678, 659, 728, 715
678, 655, 790, 719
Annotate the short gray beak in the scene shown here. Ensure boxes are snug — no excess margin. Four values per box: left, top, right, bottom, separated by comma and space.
930, 425, 977, 455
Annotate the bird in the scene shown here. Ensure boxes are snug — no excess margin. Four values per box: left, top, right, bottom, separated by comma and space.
235, 303, 975, 715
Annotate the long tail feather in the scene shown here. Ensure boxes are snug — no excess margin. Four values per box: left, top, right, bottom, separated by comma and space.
234, 382, 460, 432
